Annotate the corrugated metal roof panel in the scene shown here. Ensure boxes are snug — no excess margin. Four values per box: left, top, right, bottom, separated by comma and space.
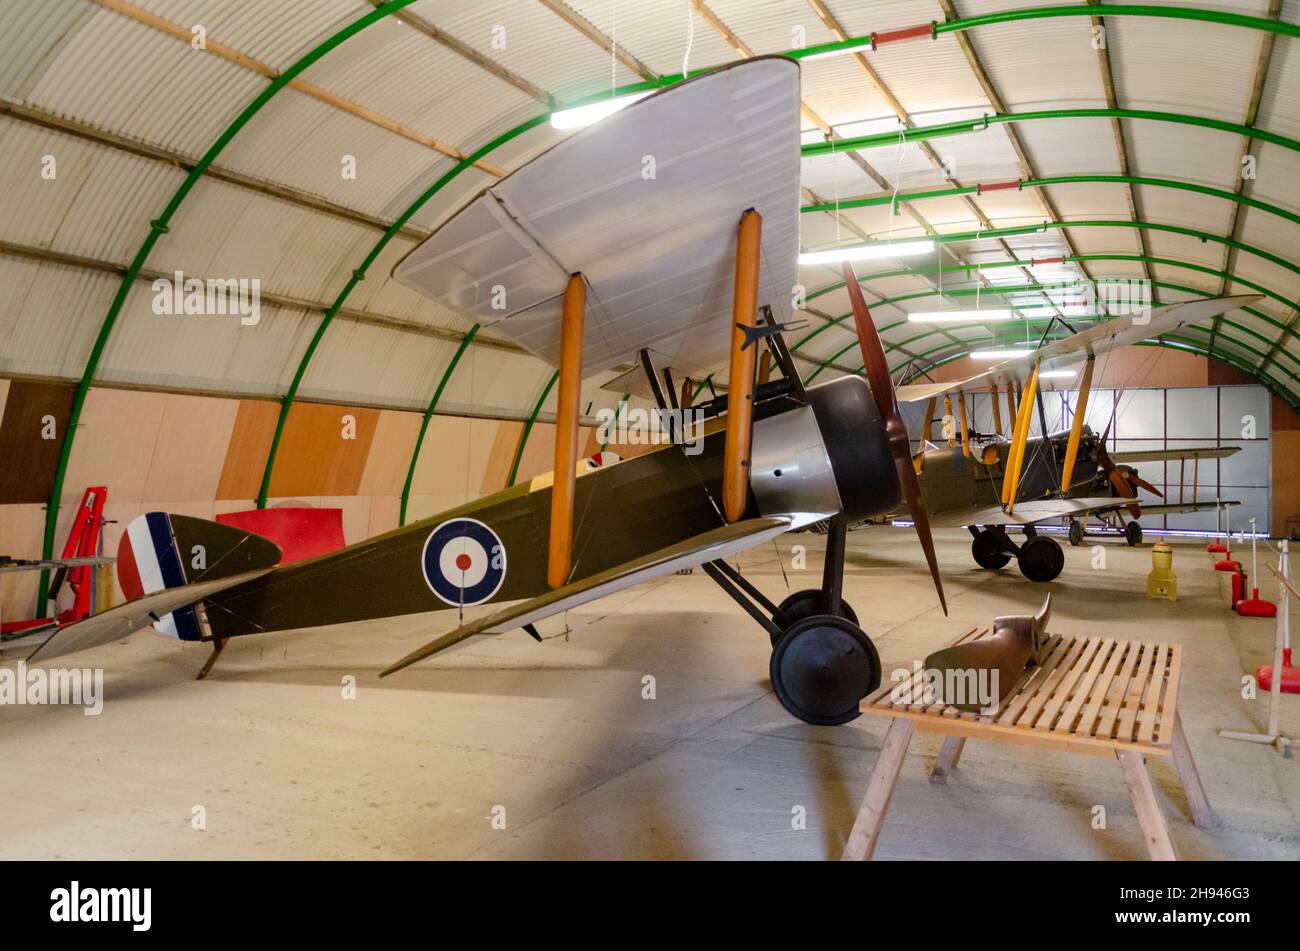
133, 0, 364, 72
0, 255, 115, 378
952, 15, 1108, 110
0, 0, 93, 100
216, 87, 463, 219
566, 0, 739, 78
409, 0, 643, 100
0, 117, 185, 263
1110, 16, 1258, 124
95, 284, 314, 397
26, 6, 267, 157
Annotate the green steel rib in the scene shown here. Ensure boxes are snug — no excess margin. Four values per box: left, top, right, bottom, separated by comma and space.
398, 324, 480, 527
37, 0, 423, 606
508, 370, 559, 488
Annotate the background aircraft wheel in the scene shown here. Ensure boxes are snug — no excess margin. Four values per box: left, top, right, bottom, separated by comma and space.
769, 615, 880, 725
1068, 520, 1084, 547
1017, 536, 1064, 582
771, 589, 858, 645
971, 530, 1012, 570
1125, 521, 1143, 546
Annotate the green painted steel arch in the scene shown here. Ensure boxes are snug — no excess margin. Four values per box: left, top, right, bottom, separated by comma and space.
37, 0, 424, 605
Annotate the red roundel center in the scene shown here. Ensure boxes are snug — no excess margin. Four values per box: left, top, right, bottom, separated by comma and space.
455, 553, 473, 571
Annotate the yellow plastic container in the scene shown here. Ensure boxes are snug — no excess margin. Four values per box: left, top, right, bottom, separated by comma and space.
1146, 540, 1177, 602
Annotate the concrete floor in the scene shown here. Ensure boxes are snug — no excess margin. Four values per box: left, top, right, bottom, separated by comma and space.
1, 526, 1296, 860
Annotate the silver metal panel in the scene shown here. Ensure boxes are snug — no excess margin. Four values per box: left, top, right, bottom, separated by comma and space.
749, 403, 842, 526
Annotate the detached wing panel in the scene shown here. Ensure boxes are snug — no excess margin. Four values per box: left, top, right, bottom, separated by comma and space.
381, 516, 794, 676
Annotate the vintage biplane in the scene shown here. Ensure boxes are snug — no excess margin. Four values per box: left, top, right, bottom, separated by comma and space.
870, 290, 1251, 582
24, 57, 1254, 725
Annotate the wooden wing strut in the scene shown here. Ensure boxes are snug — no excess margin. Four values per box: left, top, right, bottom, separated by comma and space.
723, 209, 762, 523
547, 273, 586, 589
1058, 356, 1095, 495
1003, 363, 1041, 515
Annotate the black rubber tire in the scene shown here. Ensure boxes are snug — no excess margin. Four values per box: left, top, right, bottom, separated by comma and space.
772, 589, 858, 646
1068, 520, 1085, 547
971, 530, 1013, 570
1125, 521, 1143, 547
770, 615, 881, 725
1018, 535, 1065, 582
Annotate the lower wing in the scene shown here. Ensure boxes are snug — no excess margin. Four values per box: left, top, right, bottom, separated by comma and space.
381, 516, 795, 676
929, 497, 1237, 528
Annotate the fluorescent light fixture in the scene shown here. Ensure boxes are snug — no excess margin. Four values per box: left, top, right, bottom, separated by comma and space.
797, 39, 874, 61
798, 239, 934, 266
1038, 370, 1077, 379
908, 309, 1013, 323
550, 91, 653, 130
970, 347, 1035, 360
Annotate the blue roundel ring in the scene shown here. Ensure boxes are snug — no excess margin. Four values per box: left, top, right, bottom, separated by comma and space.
422, 518, 507, 606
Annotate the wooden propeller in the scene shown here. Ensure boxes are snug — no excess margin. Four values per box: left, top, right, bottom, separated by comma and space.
1091, 422, 1152, 518
842, 264, 947, 615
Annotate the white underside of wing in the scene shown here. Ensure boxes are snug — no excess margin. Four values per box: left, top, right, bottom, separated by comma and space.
392, 59, 803, 380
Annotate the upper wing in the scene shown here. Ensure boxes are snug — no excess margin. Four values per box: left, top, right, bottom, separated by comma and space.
1108, 446, 1240, 464
380, 516, 794, 676
896, 295, 1262, 403
391, 58, 802, 380
26, 568, 275, 663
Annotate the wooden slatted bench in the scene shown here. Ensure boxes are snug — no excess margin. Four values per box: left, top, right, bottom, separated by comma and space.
842, 626, 1214, 861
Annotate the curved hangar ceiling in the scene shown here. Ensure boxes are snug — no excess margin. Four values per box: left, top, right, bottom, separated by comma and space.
1, 1, 1298, 550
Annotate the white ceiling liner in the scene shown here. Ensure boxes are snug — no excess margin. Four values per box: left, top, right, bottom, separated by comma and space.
0, 0, 1294, 415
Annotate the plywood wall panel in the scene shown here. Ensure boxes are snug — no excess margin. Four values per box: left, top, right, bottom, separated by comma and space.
407, 415, 499, 522
367, 494, 401, 538
141, 393, 239, 503
0, 380, 74, 503
479, 420, 525, 495
1272, 430, 1300, 537
60, 387, 167, 506
0, 503, 46, 618
265, 402, 380, 499
357, 409, 421, 497
216, 399, 280, 502
515, 422, 557, 485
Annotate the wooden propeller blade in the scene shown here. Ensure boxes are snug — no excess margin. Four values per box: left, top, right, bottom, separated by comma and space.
842, 264, 947, 615
1093, 429, 1142, 518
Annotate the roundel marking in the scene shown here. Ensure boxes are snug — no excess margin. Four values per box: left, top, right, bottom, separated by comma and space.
422, 517, 507, 606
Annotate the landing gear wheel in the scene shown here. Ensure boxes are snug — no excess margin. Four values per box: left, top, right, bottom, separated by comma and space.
770, 615, 881, 725
1018, 535, 1064, 583
1125, 521, 1143, 547
1068, 520, 1084, 547
971, 530, 1013, 570
772, 589, 858, 646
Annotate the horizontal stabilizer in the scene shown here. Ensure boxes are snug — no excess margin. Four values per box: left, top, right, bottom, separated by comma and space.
27, 568, 275, 664
381, 516, 794, 676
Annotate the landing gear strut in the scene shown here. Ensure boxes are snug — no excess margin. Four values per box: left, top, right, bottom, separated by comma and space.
702, 513, 880, 725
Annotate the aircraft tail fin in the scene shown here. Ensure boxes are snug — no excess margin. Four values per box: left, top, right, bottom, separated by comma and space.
117, 513, 282, 641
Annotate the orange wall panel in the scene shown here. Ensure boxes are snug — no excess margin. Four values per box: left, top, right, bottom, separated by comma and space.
216, 400, 281, 502
266, 402, 380, 499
